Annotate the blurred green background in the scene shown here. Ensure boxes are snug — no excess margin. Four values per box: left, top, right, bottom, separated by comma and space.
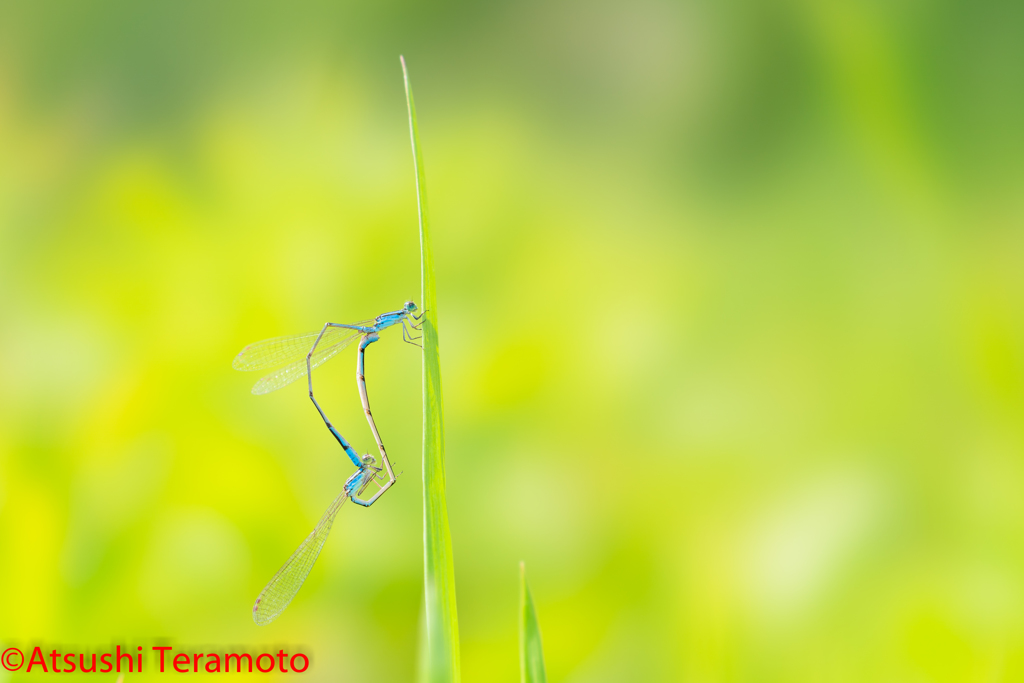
2, 1, 1024, 681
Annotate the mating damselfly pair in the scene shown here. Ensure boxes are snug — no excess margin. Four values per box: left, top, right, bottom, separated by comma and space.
234, 301, 423, 625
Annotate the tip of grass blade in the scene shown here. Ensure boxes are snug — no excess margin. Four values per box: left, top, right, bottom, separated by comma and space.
519, 562, 548, 683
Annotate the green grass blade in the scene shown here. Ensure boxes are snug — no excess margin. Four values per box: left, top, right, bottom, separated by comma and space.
519, 562, 548, 683
402, 55, 461, 683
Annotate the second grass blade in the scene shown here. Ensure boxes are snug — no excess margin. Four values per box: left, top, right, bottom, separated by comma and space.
520, 562, 548, 683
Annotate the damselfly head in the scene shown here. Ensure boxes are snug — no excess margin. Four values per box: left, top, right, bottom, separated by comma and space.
361, 454, 377, 467
405, 300, 418, 312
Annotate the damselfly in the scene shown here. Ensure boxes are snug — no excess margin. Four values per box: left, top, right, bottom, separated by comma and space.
233, 300, 422, 469
232, 301, 423, 397
251, 454, 388, 624
235, 302, 422, 624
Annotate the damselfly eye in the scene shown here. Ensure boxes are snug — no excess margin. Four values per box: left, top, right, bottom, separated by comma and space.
406, 301, 417, 311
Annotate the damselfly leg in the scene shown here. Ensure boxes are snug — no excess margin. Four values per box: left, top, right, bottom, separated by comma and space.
410, 309, 427, 330
402, 321, 422, 347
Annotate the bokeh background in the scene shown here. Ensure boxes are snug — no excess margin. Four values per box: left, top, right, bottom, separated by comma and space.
2, 1, 1024, 681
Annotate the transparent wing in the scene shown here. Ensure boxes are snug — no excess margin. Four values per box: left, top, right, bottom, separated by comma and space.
233, 326, 366, 395
233, 322, 372, 371
233, 331, 323, 372
252, 490, 349, 626
249, 332, 360, 395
